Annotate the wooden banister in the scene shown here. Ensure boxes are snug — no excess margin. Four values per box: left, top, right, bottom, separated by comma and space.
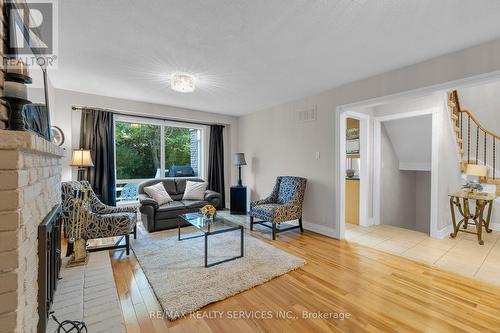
458, 108, 500, 140
448, 90, 498, 180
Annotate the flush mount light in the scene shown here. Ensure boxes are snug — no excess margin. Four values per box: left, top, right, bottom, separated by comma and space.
170, 73, 195, 93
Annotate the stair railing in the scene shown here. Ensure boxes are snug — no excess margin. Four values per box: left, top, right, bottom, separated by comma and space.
448, 90, 498, 180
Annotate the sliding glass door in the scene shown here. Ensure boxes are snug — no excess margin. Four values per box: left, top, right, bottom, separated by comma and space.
114, 116, 205, 203
115, 122, 161, 180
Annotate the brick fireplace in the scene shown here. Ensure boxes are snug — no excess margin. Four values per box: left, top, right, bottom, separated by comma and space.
0, 130, 64, 333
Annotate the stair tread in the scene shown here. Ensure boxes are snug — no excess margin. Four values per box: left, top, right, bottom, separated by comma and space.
451, 114, 458, 120
448, 100, 456, 108
485, 178, 500, 185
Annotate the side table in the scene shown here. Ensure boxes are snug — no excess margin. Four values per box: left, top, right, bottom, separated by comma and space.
449, 190, 496, 245
230, 186, 248, 215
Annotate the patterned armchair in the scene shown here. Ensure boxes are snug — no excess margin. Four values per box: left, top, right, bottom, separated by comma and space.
61, 181, 137, 255
249, 176, 307, 240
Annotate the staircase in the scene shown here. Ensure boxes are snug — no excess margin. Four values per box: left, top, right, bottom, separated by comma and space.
448, 90, 500, 195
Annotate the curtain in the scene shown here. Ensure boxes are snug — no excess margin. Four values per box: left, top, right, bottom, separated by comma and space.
207, 125, 225, 208
80, 109, 116, 205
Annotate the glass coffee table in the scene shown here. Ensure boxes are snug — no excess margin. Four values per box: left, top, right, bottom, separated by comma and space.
178, 212, 244, 267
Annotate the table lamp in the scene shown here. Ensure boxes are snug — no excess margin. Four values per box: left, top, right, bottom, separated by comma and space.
70, 148, 94, 181
234, 153, 247, 186
464, 164, 488, 194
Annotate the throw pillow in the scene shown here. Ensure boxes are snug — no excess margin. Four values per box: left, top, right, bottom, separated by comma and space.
182, 181, 208, 200
143, 182, 173, 205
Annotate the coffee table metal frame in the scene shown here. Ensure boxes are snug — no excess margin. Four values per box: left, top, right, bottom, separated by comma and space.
178, 214, 244, 267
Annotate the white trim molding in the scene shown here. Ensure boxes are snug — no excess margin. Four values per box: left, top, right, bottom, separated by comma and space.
336, 110, 371, 239
433, 224, 453, 239
374, 107, 441, 238
304, 222, 338, 238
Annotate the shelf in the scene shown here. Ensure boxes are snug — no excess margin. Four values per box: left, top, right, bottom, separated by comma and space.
346, 154, 360, 159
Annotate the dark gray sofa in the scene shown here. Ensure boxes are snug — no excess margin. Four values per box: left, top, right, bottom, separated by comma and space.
138, 178, 222, 232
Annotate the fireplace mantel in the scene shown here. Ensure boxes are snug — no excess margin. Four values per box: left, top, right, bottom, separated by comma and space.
0, 130, 65, 333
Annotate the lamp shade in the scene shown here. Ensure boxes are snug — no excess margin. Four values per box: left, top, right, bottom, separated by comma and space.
70, 149, 94, 167
234, 153, 247, 166
465, 164, 488, 177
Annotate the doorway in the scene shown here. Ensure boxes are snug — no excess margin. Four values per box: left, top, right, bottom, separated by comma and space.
376, 114, 433, 234
337, 96, 442, 240
339, 111, 371, 238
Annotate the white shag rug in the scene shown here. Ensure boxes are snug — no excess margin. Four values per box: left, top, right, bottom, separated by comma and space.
131, 228, 305, 320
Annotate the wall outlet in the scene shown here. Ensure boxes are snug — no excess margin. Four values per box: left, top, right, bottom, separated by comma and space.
315, 151, 320, 160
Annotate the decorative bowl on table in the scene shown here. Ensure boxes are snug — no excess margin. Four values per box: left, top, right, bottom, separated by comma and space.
200, 204, 217, 220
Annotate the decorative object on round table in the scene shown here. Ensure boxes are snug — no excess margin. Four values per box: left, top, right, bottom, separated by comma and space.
51, 126, 65, 146
200, 204, 217, 220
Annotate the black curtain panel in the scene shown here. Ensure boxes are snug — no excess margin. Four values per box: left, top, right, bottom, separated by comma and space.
207, 125, 225, 208
80, 108, 116, 205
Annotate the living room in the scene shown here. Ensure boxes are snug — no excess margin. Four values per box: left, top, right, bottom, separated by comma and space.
2, 1, 500, 333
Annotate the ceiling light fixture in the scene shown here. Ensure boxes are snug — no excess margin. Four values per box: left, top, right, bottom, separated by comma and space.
170, 73, 195, 93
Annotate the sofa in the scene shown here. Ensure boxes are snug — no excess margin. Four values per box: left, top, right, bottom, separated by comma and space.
138, 177, 222, 232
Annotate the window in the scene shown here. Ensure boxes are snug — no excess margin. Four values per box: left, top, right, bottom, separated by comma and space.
164, 126, 201, 177
115, 122, 161, 180
114, 117, 205, 202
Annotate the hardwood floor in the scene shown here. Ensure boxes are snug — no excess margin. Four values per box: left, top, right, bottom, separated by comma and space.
109, 224, 500, 333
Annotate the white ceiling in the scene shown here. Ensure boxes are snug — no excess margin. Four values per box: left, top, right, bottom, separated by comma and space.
51, 0, 500, 116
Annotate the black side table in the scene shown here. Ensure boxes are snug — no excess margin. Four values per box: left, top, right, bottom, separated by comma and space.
230, 186, 247, 215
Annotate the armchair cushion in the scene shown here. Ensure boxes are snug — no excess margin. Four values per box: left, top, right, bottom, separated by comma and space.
249, 203, 281, 222
85, 211, 136, 239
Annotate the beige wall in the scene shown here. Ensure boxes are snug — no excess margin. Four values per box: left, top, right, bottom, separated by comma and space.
380, 125, 417, 230
415, 171, 432, 234
238, 38, 500, 234
50, 89, 239, 203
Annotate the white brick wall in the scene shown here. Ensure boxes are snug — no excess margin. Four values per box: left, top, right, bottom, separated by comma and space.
0, 131, 65, 333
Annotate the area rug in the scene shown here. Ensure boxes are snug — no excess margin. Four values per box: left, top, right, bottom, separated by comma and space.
131, 228, 305, 320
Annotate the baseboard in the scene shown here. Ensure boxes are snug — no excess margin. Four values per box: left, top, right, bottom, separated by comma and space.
432, 224, 453, 239
489, 223, 500, 232
304, 222, 338, 238
432, 222, 500, 238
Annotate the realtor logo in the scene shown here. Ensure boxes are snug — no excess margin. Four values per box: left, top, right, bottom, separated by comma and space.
5, 0, 58, 67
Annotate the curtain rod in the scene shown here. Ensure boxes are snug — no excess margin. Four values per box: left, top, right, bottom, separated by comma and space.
71, 105, 226, 128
